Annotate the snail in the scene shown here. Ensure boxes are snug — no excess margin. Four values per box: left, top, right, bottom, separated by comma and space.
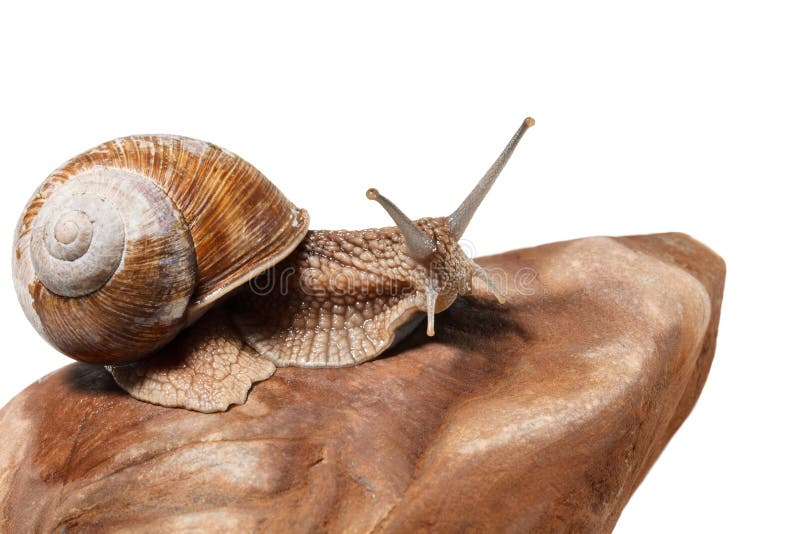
12, 118, 535, 412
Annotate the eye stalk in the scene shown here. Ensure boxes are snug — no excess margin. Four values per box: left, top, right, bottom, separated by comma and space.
366, 188, 435, 263
447, 117, 535, 240
367, 117, 535, 247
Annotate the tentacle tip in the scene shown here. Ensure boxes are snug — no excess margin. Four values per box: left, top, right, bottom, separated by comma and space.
487, 284, 507, 305
366, 188, 380, 200
524, 117, 536, 128
426, 326, 435, 337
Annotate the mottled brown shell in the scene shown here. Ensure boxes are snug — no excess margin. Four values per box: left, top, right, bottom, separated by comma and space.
13, 135, 309, 364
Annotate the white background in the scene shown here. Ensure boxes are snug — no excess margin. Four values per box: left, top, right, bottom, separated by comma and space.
1, 2, 797, 531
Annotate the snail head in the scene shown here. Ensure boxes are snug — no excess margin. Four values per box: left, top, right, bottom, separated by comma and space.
367, 117, 535, 336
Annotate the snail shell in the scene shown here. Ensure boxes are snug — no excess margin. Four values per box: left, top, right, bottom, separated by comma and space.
13, 135, 309, 364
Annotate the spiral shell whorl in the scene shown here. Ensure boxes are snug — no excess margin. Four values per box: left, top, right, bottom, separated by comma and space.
30, 175, 125, 297
15, 168, 197, 364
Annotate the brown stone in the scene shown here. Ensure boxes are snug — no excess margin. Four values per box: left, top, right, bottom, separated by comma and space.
0, 233, 725, 533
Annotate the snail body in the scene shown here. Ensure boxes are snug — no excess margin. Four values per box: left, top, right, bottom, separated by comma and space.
230, 217, 472, 368
13, 119, 534, 412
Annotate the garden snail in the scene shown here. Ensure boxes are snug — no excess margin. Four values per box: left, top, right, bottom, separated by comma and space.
13, 118, 535, 412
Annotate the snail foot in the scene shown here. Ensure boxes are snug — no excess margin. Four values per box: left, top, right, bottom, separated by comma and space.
109, 310, 276, 413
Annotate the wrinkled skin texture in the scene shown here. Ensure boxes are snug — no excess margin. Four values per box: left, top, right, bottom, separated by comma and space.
0, 233, 724, 533
231, 218, 473, 368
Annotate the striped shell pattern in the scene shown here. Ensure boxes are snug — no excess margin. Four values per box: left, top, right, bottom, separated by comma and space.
12, 135, 309, 364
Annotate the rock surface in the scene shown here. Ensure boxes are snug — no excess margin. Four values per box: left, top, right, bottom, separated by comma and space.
0, 233, 725, 533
